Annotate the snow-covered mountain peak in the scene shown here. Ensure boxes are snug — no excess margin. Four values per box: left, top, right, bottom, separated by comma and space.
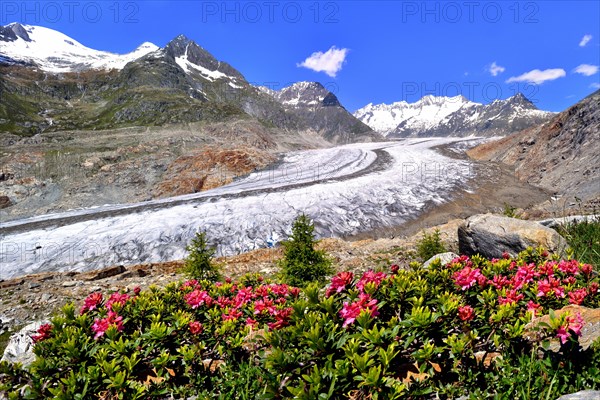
0, 23, 158, 72
261, 81, 339, 108
354, 94, 553, 138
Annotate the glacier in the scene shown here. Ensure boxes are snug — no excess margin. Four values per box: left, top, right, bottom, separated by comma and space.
0, 138, 478, 279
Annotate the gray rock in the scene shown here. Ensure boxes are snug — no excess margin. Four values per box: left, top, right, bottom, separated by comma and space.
458, 214, 568, 259
537, 215, 600, 229
556, 390, 600, 400
61, 280, 78, 287
1, 320, 49, 367
422, 252, 459, 268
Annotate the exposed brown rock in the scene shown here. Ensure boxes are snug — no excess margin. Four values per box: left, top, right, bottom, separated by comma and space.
0, 195, 12, 208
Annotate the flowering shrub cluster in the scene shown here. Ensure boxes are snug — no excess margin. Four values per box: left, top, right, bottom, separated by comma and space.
0, 276, 300, 399
1, 248, 599, 399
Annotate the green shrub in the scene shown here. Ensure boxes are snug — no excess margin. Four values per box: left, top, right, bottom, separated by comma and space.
557, 217, 600, 267
416, 229, 446, 261
503, 202, 519, 218
278, 214, 333, 287
182, 231, 221, 282
1, 249, 599, 398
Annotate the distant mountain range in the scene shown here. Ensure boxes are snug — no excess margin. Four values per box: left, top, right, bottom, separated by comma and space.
469, 90, 600, 202
354, 94, 553, 138
0, 23, 374, 143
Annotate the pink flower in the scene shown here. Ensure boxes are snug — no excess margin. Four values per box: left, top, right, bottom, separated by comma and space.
526, 301, 542, 316
490, 275, 511, 290
581, 264, 593, 277
106, 293, 130, 311
556, 326, 570, 344
253, 298, 275, 315
32, 323, 53, 343
184, 289, 212, 309
558, 260, 579, 275
267, 307, 293, 330
502, 251, 510, 260
568, 288, 588, 305
133, 287, 141, 296
180, 280, 198, 291
80, 292, 103, 314
92, 311, 123, 340
589, 282, 599, 294
557, 313, 585, 344
290, 287, 301, 297
222, 309, 243, 321
453, 266, 484, 291
498, 289, 524, 305
189, 321, 203, 335
536, 277, 565, 298
458, 305, 474, 322
339, 293, 379, 328
512, 263, 538, 290
326, 271, 354, 297
245, 317, 258, 327
356, 271, 387, 292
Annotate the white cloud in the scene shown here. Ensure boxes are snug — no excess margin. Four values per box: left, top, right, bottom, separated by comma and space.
574, 64, 599, 76
506, 68, 566, 84
591, 82, 600, 89
579, 34, 592, 47
488, 61, 505, 76
297, 46, 349, 77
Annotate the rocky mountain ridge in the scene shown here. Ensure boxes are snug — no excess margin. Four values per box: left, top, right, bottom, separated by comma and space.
354, 93, 553, 137
0, 23, 376, 143
468, 90, 600, 202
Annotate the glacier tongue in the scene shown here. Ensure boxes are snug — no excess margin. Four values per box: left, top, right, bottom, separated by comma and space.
0, 138, 477, 279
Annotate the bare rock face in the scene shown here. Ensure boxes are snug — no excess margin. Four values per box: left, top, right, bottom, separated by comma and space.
458, 214, 568, 258
469, 90, 600, 202
1, 320, 49, 367
556, 390, 600, 400
422, 252, 459, 268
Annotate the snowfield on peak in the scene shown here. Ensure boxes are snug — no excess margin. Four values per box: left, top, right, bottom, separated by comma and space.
354, 94, 553, 138
0, 23, 158, 72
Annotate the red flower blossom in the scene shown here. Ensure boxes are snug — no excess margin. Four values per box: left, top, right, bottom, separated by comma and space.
184, 289, 212, 309
80, 292, 103, 314
453, 266, 484, 291
526, 301, 542, 316
32, 323, 53, 343
458, 305, 474, 321
180, 280, 198, 291
390, 264, 400, 274
502, 251, 510, 260
106, 293, 130, 311
558, 260, 579, 275
289, 287, 301, 297
326, 271, 354, 297
498, 289, 524, 305
581, 264, 593, 277
512, 263, 538, 290
92, 311, 123, 340
536, 277, 565, 298
490, 275, 511, 290
268, 307, 293, 330
245, 317, 258, 327
189, 321, 203, 335
568, 288, 587, 305
589, 282, 599, 294
557, 313, 585, 344
356, 271, 386, 292
133, 287, 141, 296
222, 309, 243, 321
339, 293, 379, 328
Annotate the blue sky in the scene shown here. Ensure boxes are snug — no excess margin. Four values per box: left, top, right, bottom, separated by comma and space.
3, 1, 599, 112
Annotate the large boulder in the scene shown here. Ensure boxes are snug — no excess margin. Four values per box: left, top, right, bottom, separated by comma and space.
556, 390, 600, 400
422, 252, 459, 269
458, 214, 567, 259
1, 320, 48, 367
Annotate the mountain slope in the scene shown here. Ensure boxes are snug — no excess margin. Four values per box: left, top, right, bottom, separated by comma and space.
468, 90, 600, 201
261, 82, 377, 143
0, 24, 375, 144
354, 94, 552, 137
0, 23, 158, 72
